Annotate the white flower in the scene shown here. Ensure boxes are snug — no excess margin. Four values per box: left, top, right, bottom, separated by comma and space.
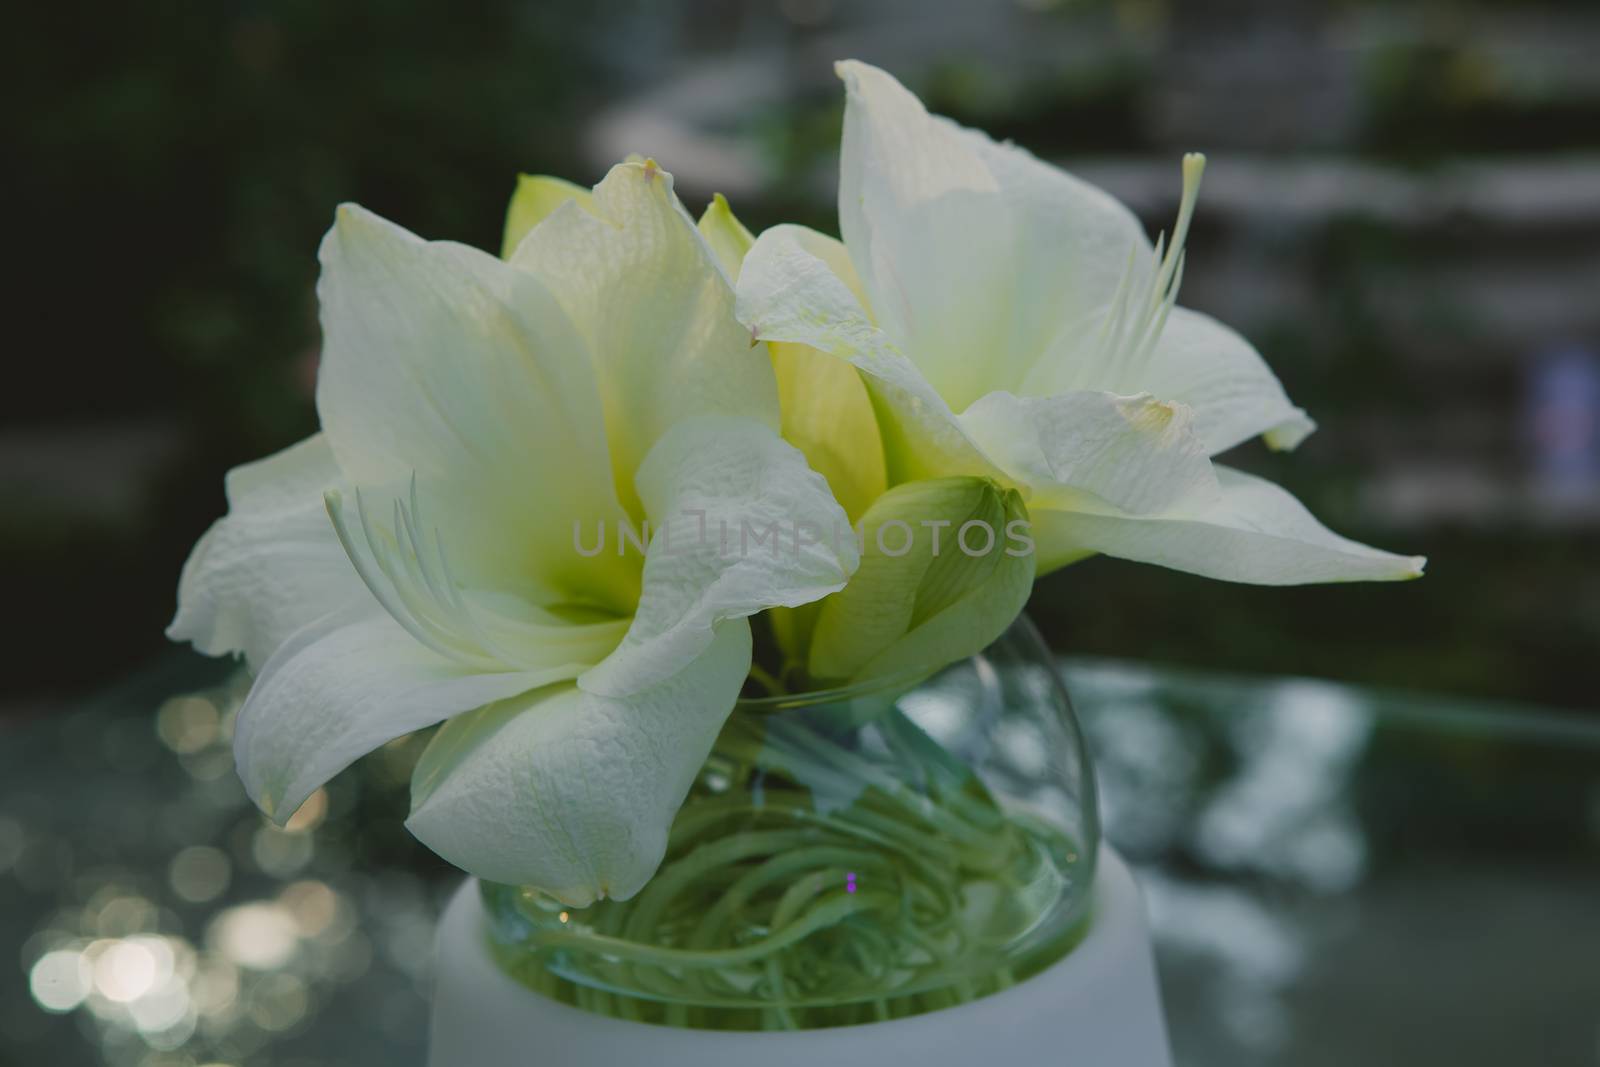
736, 61, 1424, 587
170, 161, 856, 905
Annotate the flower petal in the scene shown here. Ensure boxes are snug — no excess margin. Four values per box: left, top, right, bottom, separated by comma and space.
406, 619, 752, 905
509, 161, 779, 520
315, 204, 633, 606
501, 174, 594, 259
807, 477, 1035, 683
1134, 307, 1315, 453
771, 338, 888, 523
579, 415, 856, 697
233, 609, 562, 824
696, 193, 754, 279
321, 481, 631, 674
736, 223, 998, 486
1031, 464, 1426, 584
1025, 305, 1316, 455
694, 199, 887, 519
835, 59, 1150, 410
960, 390, 1218, 516
835, 61, 1313, 458
168, 434, 361, 669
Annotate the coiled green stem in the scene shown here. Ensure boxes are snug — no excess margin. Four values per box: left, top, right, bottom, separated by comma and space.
483, 707, 1086, 1030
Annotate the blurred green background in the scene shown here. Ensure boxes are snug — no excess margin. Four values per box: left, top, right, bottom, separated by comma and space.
6, 0, 1599, 715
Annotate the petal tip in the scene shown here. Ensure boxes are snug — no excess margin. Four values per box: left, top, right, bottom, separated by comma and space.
332, 202, 371, 232
834, 58, 886, 96
163, 618, 191, 647
1264, 411, 1318, 452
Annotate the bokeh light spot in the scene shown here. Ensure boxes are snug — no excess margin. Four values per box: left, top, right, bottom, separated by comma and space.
29, 949, 92, 1012
93, 940, 159, 1003
208, 904, 299, 971
247, 973, 308, 1032
279, 880, 341, 938
169, 845, 232, 904
156, 696, 220, 754
251, 825, 314, 877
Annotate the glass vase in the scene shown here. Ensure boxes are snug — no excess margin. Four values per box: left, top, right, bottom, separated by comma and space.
477, 614, 1099, 1031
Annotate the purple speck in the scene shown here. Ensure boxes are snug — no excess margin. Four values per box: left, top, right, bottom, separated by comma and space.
846, 872, 857, 894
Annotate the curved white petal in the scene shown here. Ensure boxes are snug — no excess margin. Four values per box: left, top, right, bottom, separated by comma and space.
1026, 305, 1316, 455
233, 609, 564, 824
959, 390, 1218, 516
807, 478, 1035, 683
736, 223, 998, 485
836, 62, 1314, 458
168, 434, 362, 669
1031, 464, 1426, 584
407, 619, 752, 905
579, 415, 856, 697
836, 60, 1150, 409
509, 161, 779, 520
1133, 307, 1315, 453
315, 203, 633, 606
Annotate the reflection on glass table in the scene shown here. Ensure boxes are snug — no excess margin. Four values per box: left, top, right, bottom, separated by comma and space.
3, 655, 1597, 1066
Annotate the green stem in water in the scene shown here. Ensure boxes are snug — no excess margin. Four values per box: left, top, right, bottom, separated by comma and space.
490, 704, 1089, 1029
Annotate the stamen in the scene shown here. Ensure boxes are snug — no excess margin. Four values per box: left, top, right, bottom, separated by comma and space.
1157, 153, 1206, 305
325, 485, 511, 672
1104, 152, 1206, 389
325, 490, 461, 662
1097, 242, 1145, 376
384, 497, 454, 647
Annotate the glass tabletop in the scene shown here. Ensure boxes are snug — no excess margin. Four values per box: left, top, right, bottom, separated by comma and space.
3, 654, 1596, 1066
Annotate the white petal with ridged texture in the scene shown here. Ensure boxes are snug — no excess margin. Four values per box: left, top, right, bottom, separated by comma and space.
960, 390, 1218, 516
406, 620, 752, 905
510, 161, 779, 521
233, 609, 565, 824
168, 434, 361, 669
579, 415, 856, 697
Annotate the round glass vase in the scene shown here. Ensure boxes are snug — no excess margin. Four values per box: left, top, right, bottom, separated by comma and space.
478, 614, 1099, 1031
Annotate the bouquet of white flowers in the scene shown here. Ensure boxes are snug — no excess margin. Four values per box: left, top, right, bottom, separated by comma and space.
170, 60, 1420, 1032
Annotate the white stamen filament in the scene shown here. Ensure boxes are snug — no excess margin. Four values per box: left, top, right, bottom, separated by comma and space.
325, 483, 517, 672
1095, 152, 1206, 391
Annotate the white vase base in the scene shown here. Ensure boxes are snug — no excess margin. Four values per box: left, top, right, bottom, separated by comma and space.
429, 845, 1171, 1066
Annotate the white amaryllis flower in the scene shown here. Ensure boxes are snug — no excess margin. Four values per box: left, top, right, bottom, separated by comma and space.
737, 61, 1424, 593
170, 160, 856, 905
